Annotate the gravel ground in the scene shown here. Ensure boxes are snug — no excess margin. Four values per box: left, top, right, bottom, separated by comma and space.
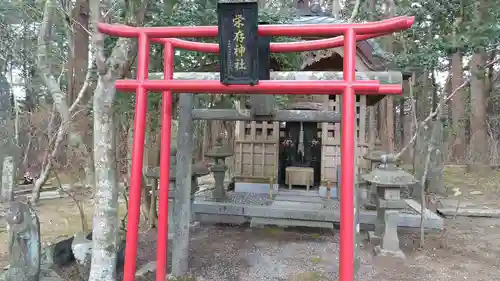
225, 192, 274, 206
52, 215, 500, 281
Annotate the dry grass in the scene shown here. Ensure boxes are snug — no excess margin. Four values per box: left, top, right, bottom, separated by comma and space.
443, 165, 500, 197
0, 195, 128, 268
310, 233, 321, 239
310, 256, 322, 264
262, 226, 284, 236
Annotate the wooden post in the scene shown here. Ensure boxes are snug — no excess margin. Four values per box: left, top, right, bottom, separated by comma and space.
172, 93, 194, 277
327, 180, 332, 200
268, 176, 274, 199
250, 26, 275, 116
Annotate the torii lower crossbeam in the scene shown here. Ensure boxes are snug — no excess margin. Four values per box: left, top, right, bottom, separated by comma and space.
97, 16, 414, 281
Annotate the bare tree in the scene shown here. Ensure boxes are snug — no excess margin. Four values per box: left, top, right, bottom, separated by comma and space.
87, 0, 148, 279
34, 0, 93, 202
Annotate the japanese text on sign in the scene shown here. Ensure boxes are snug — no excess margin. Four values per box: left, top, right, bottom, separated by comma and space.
233, 14, 246, 71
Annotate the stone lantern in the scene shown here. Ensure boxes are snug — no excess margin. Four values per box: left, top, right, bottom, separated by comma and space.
146, 147, 210, 197
362, 154, 417, 259
205, 137, 233, 201
145, 147, 210, 235
363, 140, 387, 209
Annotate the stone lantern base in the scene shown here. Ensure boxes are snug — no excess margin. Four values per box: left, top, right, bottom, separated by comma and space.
374, 245, 406, 259
372, 209, 406, 259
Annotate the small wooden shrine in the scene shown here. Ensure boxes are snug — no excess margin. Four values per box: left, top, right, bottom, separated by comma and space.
233, 14, 406, 187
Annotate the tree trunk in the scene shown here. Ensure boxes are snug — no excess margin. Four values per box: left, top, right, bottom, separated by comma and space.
67, 0, 90, 104
89, 74, 120, 281
468, 0, 490, 171
379, 0, 395, 152
469, 48, 489, 169
416, 71, 430, 121
450, 51, 466, 162
366, 0, 378, 148
401, 80, 412, 162
67, 0, 93, 188
88, 0, 148, 279
449, 8, 466, 163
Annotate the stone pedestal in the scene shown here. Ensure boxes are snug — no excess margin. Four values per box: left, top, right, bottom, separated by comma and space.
372, 188, 406, 259
205, 137, 233, 202
374, 210, 405, 258
211, 164, 228, 201
368, 206, 385, 243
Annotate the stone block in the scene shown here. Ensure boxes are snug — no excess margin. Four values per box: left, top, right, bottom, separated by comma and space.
274, 194, 325, 203
383, 188, 401, 200
278, 189, 319, 197
192, 200, 444, 230
318, 186, 338, 199
271, 201, 324, 210
367, 231, 381, 243
234, 182, 279, 194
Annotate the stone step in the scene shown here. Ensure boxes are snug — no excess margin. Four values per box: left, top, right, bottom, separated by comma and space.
234, 182, 279, 194
192, 200, 444, 230
274, 194, 326, 203
250, 217, 334, 229
277, 189, 320, 197
271, 201, 325, 210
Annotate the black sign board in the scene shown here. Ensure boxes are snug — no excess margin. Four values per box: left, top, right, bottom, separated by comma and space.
217, 1, 259, 85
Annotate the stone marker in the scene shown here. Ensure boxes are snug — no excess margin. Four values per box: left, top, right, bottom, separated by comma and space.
1, 156, 15, 202
3, 201, 41, 281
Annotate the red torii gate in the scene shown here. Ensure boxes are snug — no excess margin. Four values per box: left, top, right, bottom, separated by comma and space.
98, 15, 414, 281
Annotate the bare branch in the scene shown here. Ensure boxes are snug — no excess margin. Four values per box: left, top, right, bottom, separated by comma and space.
395, 57, 500, 159
37, 0, 70, 131
348, 0, 362, 23
33, 0, 95, 202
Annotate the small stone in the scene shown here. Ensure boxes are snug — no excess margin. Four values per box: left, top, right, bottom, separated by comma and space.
71, 233, 92, 280
136, 261, 157, 280
368, 231, 381, 244
469, 190, 483, 195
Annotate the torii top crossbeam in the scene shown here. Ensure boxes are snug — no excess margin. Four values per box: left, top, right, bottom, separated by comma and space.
97, 15, 414, 281
99, 16, 413, 38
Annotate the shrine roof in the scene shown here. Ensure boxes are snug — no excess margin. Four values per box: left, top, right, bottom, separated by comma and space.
291, 16, 389, 60
289, 15, 411, 79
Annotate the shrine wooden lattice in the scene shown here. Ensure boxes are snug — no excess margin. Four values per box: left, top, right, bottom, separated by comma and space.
97, 15, 414, 281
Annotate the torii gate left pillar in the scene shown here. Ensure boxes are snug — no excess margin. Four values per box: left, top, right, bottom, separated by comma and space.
98, 15, 413, 281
